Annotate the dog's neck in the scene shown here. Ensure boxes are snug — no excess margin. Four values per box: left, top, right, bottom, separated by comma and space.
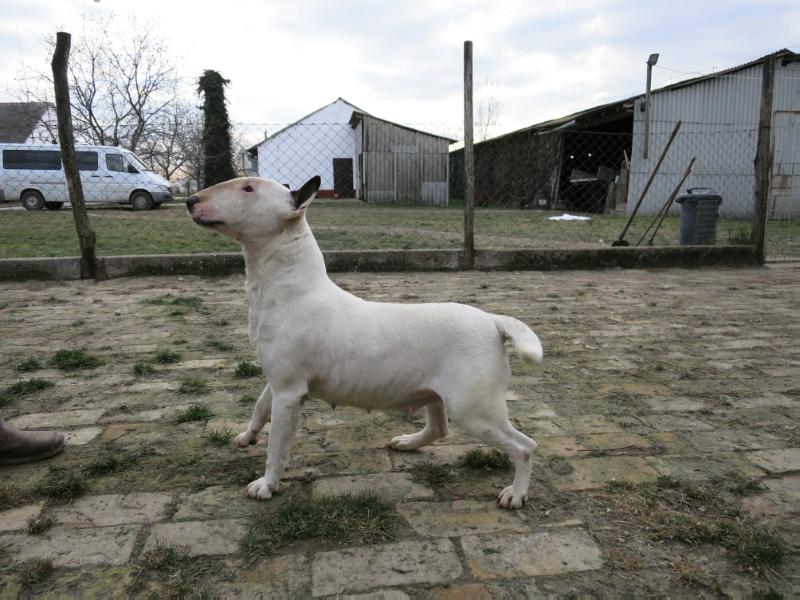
242, 218, 329, 342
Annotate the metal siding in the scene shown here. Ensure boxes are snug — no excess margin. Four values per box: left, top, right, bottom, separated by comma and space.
628, 61, 799, 219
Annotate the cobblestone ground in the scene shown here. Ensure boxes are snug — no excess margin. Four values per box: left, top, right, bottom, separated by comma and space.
0, 266, 798, 598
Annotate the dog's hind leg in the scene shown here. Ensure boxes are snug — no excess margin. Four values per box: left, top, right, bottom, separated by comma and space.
234, 383, 272, 448
448, 397, 537, 509
246, 390, 303, 500
389, 400, 448, 451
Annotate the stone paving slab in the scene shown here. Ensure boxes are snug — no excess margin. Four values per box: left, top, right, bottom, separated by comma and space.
0, 524, 139, 567
62, 426, 103, 446
144, 519, 247, 556
53, 492, 173, 528
554, 456, 660, 491
742, 476, 800, 517
312, 472, 434, 501
312, 539, 463, 597
173, 486, 257, 521
398, 500, 531, 537
0, 503, 42, 532
646, 453, 767, 482
460, 529, 603, 579
389, 443, 481, 469
213, 555, 310, 598
7, 408, 106, 429
746, 448, 800, 474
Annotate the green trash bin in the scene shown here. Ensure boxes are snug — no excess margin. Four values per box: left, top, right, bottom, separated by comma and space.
676, 188, 722, 245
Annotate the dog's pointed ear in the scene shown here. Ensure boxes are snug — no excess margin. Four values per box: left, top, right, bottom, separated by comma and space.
289, 176, 321, 217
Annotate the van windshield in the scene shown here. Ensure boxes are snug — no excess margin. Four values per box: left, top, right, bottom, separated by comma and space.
124, 152, 149, 173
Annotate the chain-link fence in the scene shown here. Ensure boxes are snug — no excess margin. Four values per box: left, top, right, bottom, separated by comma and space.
0, 116, 797, 261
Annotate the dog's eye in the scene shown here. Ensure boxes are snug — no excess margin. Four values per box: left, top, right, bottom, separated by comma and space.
243, 185, 254, 193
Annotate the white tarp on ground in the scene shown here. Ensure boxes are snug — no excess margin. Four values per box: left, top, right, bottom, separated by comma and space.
547, 213, 592, 221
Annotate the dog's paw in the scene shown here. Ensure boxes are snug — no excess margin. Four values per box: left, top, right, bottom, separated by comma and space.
234, 430, 258, 448
496, 485, 526, 510
245, 477, 275, 500
389, 433, 425, 451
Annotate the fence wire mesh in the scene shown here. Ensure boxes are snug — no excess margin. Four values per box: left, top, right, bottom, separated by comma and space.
0, 116, 797, 260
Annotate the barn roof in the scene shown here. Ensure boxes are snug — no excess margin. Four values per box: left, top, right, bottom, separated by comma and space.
349, 111, 457, 143
0, 102, 51, 143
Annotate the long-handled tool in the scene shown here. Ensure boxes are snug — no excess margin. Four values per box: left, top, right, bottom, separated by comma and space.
636, 156, 696, 246
612, 120, 682, 246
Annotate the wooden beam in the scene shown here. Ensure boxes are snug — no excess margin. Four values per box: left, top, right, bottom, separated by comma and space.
751, 57, 775, 264
463, 40, 475, 269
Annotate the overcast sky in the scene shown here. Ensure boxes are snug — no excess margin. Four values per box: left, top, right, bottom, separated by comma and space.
2, 0, 799, 140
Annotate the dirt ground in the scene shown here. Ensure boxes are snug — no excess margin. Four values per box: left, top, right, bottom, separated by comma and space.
0, 265, 798, 598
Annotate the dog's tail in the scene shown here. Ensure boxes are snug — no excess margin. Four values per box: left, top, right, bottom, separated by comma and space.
493, 315, 543, 369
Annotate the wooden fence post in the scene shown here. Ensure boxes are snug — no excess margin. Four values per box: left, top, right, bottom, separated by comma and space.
463, 40, 475, 269
751, 56, 775, 264
51, 31, 99, 280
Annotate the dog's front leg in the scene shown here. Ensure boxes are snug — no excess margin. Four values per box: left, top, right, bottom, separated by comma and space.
234, 383, 272, 447
245, 391, 303, 500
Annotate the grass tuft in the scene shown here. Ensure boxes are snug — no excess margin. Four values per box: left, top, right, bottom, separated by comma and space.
178, 377, 209, 395
206, 427, 234, 446
35, 468, 87, 501
0, 484, 27, 510
409, 462, 453, 487
234, 360, 261, 378
27, 514, 56, 535
242, 493, 397, 557
0, 378, 54, 406
154, 349, 182, 364
141, 294, 203, 310
82, 450, 139, 477
205, 336, 233, 352
21, 558, 53, 587
458, 448, 513, 472
176, 404, 213, 423
15, 356, 43, 372
239, 394, 257, 404
133, 362, 155, 376
50, 348, 102, 371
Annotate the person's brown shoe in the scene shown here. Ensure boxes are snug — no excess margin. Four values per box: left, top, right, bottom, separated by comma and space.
0, 424, 65, 466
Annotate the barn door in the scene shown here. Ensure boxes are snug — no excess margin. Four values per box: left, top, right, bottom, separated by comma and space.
332, 158, 354, 198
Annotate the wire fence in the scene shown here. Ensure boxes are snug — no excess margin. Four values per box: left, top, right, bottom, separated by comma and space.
0, 116, 797, 261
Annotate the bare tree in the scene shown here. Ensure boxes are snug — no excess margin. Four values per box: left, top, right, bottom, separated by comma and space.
476, 79, 504, 142
16, 14, 177, 152
138, 100, 200, 181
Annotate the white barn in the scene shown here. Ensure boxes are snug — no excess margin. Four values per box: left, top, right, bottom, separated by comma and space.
629, 49, 800, 219
248, 98, 454, 204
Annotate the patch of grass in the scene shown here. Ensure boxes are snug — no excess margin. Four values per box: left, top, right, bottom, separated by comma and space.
169, 309, 186, 317
50, 348, 102, 371
234, 360, 261, 378
205, 336, 233, 351
241, 493, 397, 557
206, 427, 233, 446
141, 294, 203, 310
0, 302, 8, 310
133, 362, 155, 376
27, 514, 55, 535
214, 319, 230, 326
712, 471, 766, 496
131, 541, 214, 597
0, 378, 54, 406
239, 394, 257, 404
458, 448, 513, 472
669, 558, 722, 594
0, 484, 27, 510
21, 558, 53, 587
82, 450, 139, 477
154, 349, 182, 364
45, 295, 67, 304
175, 404, 213, 423
178, 377, 209, 395
409, 462, 453, 487
35, 468, 87, 501
138, 541, 186, 572
71, 319, 87, 327
15, 356, 43, 372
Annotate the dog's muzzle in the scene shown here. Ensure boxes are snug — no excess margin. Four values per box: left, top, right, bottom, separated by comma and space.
186, 196, 224, 226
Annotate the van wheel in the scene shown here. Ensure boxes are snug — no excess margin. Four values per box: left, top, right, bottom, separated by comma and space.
130, 191, 153, 211
45, 202, 64, 211
21, 191, 45, 211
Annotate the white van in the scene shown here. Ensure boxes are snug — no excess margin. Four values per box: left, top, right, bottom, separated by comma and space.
0, 143, 173, 210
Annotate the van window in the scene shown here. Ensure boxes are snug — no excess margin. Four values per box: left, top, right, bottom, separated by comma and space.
3, 149, 62, 170
76, 151, 98, 171
106, 153, 125, 172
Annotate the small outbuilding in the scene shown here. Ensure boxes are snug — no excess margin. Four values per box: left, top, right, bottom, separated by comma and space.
247, 98, 455, 204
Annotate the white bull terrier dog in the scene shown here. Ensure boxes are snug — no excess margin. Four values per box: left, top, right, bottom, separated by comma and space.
186, 176, 543, 508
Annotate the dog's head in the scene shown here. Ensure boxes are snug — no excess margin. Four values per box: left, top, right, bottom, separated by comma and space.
185, 176, 321, 243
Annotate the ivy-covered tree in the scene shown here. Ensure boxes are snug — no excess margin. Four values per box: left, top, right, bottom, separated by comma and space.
198, 70, 235, 187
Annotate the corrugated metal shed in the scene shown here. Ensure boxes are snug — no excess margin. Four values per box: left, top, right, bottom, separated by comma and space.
629, 50, 800, 219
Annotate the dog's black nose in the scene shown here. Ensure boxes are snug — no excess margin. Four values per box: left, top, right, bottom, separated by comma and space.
185, 196, 200, 210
